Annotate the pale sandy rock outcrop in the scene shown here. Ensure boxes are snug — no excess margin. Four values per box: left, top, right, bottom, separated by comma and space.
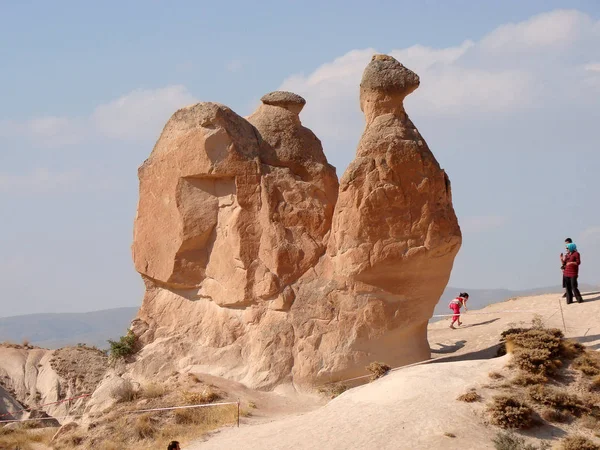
0, 345, 107, 421
130, 55, 461, 389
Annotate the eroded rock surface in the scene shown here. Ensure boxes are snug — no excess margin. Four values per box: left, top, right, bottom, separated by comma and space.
131, 55, 461, 389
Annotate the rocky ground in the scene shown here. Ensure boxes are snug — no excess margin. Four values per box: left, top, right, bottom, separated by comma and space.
186, 291, 600, 450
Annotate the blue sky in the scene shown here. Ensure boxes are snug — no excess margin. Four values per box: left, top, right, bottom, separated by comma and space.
1, 1, 599, 317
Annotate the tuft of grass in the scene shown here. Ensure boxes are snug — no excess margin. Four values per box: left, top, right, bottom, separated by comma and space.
489, 372, 504, 380
540, 407, 572, 423
511, 372, 548, 387
366, 362, 391, 381
528, 385, 587, 415
591, 375, 600, 391
457, 390, 482, 403
573, 354, 600, 376
318, 383, 348, 399
488, 395, 534, 429
580, 415, 600, 431
444, 432, 456, 438
558, 434, 600, 450
140, 382, 167, 399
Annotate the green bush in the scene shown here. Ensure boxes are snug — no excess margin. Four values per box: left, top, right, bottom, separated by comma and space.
108, 330, 137, 359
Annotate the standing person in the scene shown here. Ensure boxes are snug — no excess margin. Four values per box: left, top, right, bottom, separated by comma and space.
449, 292, 469, 329
560, 238, 573, 298
563, 243, 584, 304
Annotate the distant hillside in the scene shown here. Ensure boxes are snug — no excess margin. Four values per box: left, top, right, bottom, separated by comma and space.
1, 284, 598, 349
0, 307, 138, 349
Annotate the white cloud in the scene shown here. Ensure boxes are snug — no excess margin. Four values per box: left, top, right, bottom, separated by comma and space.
0, 168, 82, 193
277, 8, 600, 174
91, 85, 196, 141
461, 216, 508, 233
1, 85, 197, 146
479, 10, 591, 51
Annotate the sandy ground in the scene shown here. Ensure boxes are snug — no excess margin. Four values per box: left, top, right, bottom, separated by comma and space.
187, 291, 600, 450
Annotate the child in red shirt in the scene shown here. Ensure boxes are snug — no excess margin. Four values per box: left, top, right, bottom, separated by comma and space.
449, 292, 469, 329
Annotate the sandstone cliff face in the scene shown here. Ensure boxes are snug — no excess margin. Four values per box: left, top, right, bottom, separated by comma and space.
131, 55, 461, 389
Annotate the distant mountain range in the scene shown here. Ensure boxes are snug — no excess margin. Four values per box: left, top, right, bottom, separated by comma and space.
0, 307, 138, 349
1, 284, 598, 349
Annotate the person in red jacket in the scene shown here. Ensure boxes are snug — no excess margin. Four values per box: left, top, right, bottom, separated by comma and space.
560, 238, 573, 298
563, 242, 583, 304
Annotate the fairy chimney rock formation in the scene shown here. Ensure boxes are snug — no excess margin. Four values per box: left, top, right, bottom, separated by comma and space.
131, 55, 461, 389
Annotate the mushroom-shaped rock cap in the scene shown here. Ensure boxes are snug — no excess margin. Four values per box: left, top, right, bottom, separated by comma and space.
261, 91, 306, 114
361, 54, 420, 100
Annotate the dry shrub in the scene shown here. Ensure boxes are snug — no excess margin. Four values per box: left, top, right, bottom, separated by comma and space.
489, 372, 504, 380
112, 380, 136, 403
366, 362, 391, 381
444, 432, 456, 438
580, 415, 600, 431
318, 383, 348, 399
55, 431, 85, 448
457, 390, 482, 403
573, 354, 600, 376
512, 372, 548, 387
0, 427, 55, 450
173, 403, 236, 426
591, 376, 600, 391
559, 434, 600, 450
141, 382, 167, 399
540, 407, 572, 423
180, 388, 221, 405
561, 340, 586, 359
502, 328, 564, 376
133, 413, 157, 439
528, 385, 587, 415
492, 431, 542, 450
488, 395, 534, 429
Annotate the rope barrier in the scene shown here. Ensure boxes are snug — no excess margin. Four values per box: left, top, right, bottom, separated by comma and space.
126, 401, 239, 414
431, 309, 554, 318
0, 401, 241, 426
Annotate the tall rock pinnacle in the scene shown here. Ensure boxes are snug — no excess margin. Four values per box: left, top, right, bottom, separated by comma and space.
129, 55, 461, 389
